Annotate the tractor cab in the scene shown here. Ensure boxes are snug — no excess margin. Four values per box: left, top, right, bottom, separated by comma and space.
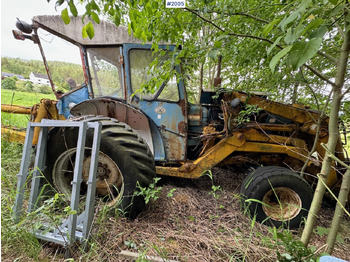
14, 15, 191, 162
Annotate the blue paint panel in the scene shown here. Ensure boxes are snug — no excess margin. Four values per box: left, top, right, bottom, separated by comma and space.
123, 43, 187, 161
57, 85, 90, 118
149, 120, 166, 161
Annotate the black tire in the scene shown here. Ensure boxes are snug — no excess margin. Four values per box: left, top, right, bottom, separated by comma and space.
44, 116, 156, 218
240, 166, 313, 228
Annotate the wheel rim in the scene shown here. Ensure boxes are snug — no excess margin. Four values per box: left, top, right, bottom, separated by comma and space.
262, 187, 302, 221
52, 148, 124, 205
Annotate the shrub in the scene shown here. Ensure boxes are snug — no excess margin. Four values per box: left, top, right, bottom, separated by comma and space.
1, 77, 17, 90
33, 84, 52, 94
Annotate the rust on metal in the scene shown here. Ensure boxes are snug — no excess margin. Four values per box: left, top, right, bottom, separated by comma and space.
70, 98, 154, 155
224, 92, 327, 127
178, 98, 186, 117
32, 26, 60, 99
178, 121, 186, 133
1, 104, 31, 114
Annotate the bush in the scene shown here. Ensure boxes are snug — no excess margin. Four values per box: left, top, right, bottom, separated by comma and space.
33, 84, 52, 94
16, 81, 34, 92
1, 77, 17, 90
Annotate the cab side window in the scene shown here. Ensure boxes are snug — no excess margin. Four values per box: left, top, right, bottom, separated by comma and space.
129, 49, 179, 102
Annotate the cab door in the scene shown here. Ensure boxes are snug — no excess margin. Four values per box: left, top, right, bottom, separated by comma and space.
124, 44, 187, 161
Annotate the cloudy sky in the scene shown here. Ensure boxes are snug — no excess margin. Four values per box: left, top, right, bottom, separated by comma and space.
1, 0, 84, 64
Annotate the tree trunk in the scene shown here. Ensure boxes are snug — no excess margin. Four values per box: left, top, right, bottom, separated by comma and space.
326, 168, 350, 254
292, 82, 298, 104
198, 62, 204, 103
300, 87, 342, 246
301, 9, 350, 247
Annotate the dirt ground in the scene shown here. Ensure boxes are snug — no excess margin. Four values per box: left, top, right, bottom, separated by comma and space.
26, 167, 348, 262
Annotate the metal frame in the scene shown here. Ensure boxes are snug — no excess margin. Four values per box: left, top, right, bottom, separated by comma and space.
13, 119, 102, 247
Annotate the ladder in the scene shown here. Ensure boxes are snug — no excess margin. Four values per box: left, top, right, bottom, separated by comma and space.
13, 119, 102, 247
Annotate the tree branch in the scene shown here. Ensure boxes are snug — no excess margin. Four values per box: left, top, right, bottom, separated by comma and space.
303, 65, 336, 87
229, 12, 269, 24
185, 8, 337, 87
317, 51, 338, 65
185, 8, 274, 44
185, 8, 225, 32
322, 143, 350, 170
341, 84, 350, 99
207, 11, 269, 24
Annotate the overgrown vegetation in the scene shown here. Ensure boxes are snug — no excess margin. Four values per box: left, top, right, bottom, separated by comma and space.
2, 135, 349, 261
1, 140, 42, 259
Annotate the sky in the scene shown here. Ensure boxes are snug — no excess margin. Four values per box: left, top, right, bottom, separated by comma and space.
1, 0, 83, 64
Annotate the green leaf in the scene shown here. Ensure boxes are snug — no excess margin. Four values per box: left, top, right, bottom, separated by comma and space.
61, 8, 70, 25
128, 23, 132, 35
281, 253, 293, 260
208, 49, 218, 60
82, 26, 88, 38
90, 0, 100, 11
55, 0, 64, 6
280, 11, 299, 32
69, 0, 78, 17
328, 0, 338, 4
141, 31, 147, 42
146, 2, 153, 15
330, 3, 346, 17
267, 36, 282, 55
91, 11, 100, 24
288, 37, 323, 70
269, 46, 292, 73
309, 25, 327, 39
135, 27, 142, 38
82, 21, 95, 39
214, 40, 222, 48
104, 3, 110, 12
301, 19, 324, 36
113, 13, 121, 26
262, 19, 281, 37
146, 31, 152, 41
284, 25, 304, 45
298, 0, 312, 12
316, 226, 329, 236
130, 21, 135, 32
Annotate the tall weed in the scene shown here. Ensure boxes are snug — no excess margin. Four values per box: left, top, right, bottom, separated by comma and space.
1, 139, 42, 259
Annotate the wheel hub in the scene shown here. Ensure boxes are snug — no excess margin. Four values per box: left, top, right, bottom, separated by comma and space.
262, 187, 302, 221
82, 153, 123, 196
52, 148, 123, 200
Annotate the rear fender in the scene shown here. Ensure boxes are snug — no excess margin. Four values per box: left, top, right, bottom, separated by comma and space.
70, 98, 165, 160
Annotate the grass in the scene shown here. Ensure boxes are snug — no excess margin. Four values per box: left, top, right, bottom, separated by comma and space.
1, 89, 56, 107
1, 89, 56, 128
1, 140, 42, 260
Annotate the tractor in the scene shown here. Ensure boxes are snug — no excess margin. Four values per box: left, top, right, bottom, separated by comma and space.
5, 15, 348, 228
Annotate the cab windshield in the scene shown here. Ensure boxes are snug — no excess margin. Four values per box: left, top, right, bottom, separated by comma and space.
87, 47, 123, 98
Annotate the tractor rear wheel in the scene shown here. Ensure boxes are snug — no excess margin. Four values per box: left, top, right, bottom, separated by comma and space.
44, 116, 156, 218
240, 166, 313, 228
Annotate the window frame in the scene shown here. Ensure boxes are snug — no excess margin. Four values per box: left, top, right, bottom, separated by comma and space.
128, 48, 180, 103
85, 45, 124, 99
